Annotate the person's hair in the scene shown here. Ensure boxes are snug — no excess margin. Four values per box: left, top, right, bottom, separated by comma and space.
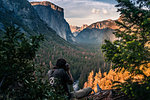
56, 58, 66, 69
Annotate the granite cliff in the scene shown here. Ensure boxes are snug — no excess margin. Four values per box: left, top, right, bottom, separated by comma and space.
31, 1, 63, 12
31, 1, 74, 42
0, 0, 58, 36
0, 0, 75, 56
88, 19, 118, 30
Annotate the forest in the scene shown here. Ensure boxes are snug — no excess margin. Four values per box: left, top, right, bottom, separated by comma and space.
0, 0, 150, 100
36, 39, 110, 88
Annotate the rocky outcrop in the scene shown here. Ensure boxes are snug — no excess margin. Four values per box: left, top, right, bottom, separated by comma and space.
75, 19, 118, 45
88, 19, 118, 30
70, 24, 88, 37
70, 25, 80, 34
80, 24, 88, 31
31, 1, 74, 42
86, 89, 130, 100
31, 1, 63, 12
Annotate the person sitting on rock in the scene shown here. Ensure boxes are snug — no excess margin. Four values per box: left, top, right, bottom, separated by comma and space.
48, 58, 92, 99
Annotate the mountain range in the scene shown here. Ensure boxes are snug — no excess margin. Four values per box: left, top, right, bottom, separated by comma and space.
0, 0, 118, 45
71, 19, 118, 45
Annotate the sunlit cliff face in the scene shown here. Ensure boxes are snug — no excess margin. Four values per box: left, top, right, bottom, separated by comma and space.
87, 19, 119, 30
30, 1, 73, 41
30, 1, 63, 12
70, 24, 88, 33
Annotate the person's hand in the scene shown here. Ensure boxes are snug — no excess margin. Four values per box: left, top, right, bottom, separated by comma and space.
65, 63, 70, 71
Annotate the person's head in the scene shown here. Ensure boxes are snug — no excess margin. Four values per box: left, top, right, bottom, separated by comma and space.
56, 58, 68, 70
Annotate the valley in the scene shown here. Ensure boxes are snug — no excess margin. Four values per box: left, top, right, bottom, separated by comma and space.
0, 0, 117, 88
0, 0, 149, 99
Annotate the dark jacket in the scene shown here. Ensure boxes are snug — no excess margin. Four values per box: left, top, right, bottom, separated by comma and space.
48, 68, 73, 94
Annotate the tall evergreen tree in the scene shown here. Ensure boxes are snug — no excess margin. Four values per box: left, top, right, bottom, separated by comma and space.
87, 70, 94, 88
102, 0, 150, 99
0, 26, 67, 100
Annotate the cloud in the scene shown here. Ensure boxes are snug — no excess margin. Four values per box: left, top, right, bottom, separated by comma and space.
92, 0, 117, 4
91, 8, 100, 14
102, 8, 108, 14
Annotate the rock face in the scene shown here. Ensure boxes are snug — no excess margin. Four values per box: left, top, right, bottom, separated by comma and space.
70, 25, 80, 36
87, 89, 130, 100
88, 19, 118, 30
31, 1, 63, 12
30, 1, 74, 42
75, 19, 118, 45
0, 0, 56, 36
70, 24, 88, 37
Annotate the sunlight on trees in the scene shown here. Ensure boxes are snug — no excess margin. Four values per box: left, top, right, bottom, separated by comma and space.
100, 0, 150, 99
84, 63, 150, 93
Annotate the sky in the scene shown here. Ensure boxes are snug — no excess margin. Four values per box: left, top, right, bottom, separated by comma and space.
28, 0, 120, 26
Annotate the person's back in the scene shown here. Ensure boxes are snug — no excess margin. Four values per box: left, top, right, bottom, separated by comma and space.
48, 58, 92, 99
47, 59, 74, 98
48, 68, 73, 95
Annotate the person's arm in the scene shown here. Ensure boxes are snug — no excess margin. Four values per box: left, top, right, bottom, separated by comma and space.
66, 70, 74, 85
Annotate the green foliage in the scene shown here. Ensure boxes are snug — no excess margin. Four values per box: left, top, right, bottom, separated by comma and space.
102, 0, 150, 99
120, 80, 150, 100
114, 78, 150, 100
31, 65, 68, 100
36, 37, 109, 88
0, 26, 67, 100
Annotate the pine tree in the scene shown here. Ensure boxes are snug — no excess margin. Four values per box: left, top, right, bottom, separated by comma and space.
98, 69, 102, 80
0, 26, 67, 100
87, 70, 94, 88
102, 0, 150, 99
93, 73, 99, 92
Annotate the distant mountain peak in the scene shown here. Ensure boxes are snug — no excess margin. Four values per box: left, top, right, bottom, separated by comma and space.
30, 1, 63, 12
70, 24, 88, 37
87, 19, 118, 30
74, 18, 121, 44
